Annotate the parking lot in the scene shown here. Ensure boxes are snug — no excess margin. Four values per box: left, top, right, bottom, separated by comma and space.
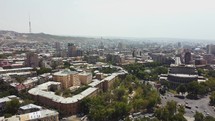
161, 92, 215, 117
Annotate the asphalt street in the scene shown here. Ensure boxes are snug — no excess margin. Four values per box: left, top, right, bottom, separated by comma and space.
161, 92, 215, 117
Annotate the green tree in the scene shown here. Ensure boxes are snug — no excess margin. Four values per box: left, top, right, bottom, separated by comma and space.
187, 81, 200, 99
124, 74, 133, 86
80, 98, 91, 114
128, 86, 133, 94
154, 67, 168, 75
112, 78, 120, 89
166, 100, 177, 115
15, 76, 26, 84
63, 89, 71, 97
21, 99, 34, 106
205, 78, 215, 92
36, 67, 52, 75
208, 70, 215, 77
64, 61, 71, 68
133, 99, 143, 111
113, 102, 131, 120
171, 113, 187, 121
210, 91, 215, 106
147, 90, 160, 109
194, 111, 204, 121
55, 90, 61, 95
5, 99, 20, 115
197, 68, 205, 76
176, 84, 187, 95
198, 84, 207, 95
204, 116, 215, 121
161, 80, 170, 89
114, 87, 126, 101
155, 101, 187, 121
178, 105, 185, 115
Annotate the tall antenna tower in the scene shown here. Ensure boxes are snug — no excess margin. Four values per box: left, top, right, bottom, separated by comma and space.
29, 15, 32, 33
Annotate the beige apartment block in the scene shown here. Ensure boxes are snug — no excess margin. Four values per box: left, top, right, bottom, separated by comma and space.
78, 72, 92, 85
53, 69, 80, 89
71, 73, 80, 86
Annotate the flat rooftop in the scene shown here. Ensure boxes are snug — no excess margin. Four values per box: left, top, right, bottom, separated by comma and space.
0, 67, 33, 72
169, 74, 198, 78
4, 109, 58, 121
0, 95, 18, 103
28, 81, 97, 104
88, 79, 103, 87
53, 69, 78, 76
19, 104, 42, 110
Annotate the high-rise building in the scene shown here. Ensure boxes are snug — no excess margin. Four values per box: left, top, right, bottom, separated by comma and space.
203, 54, 214, 64
184, 51, 192, 64
76, 49, 83, 56
118, 42, 125, 50
206, 44, 215, 55
25, 52, 39, 68
106, 53, 125, 64
85, 54, 99, 64
68, 43, 77, 57
29, 15, 32, 33
55, 42, 61, 51
67, 43, 83, 57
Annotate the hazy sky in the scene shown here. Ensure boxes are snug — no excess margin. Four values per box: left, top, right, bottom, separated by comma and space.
1, 0, 215, 39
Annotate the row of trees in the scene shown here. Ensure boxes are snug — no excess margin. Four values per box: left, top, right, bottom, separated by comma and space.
124, 63, 168, 80
1, 98, 35, 118
194, 111, 215, 121
3, 99, 20, 118
0, 81, 17, 98
154, 100, 186, 121
210, 91, 215, 106
176, 81, 207, 99
154, 100, 215, 121
99, 67, 118, 74
36, 67, 52, 75
175, 77, 215, 99
198, 68, 215, 78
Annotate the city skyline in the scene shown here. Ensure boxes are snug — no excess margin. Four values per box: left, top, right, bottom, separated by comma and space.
1, 0, 215, 39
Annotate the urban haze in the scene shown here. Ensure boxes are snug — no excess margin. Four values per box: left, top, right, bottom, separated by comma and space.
0, 0, 215, 121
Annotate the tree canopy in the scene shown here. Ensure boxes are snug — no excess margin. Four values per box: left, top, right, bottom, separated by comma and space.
80, 75, 160, 121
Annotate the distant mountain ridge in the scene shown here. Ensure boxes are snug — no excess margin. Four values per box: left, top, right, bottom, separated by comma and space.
0, 30, 95, 42
0, 30, 214, 44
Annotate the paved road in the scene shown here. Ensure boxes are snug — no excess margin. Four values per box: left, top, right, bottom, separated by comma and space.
161, 92, 215, 117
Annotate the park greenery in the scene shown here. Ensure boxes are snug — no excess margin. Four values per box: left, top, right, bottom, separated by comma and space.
210, 91, 215, 106
194, 111, 215, 121
0, 53, 12, 59
1, 98, 34, 118
55, 85, 90, 97
80, 74, 160, 121
124, 62, 168, 81
159, 67, 215, 100
36, 67, 52, 75
154, 100, 187, 121
153, 100, 215, 121
0, 81, 17, 98
99, 66, 119, 74
3, 99, 20, 118
198, 68, 215, 78
166, 76, 215, 99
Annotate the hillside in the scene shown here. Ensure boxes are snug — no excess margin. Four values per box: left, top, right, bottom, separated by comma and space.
0, 30, 96, 43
